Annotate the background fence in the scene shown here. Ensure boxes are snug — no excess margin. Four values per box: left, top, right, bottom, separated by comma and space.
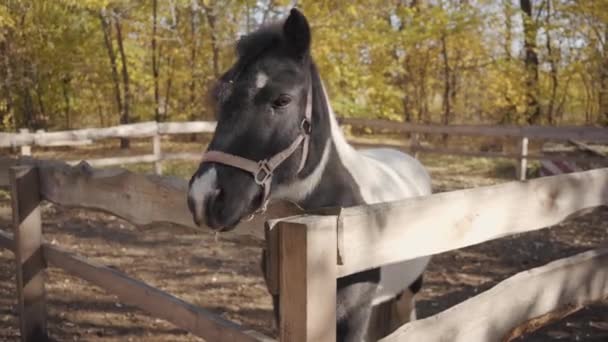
2, 119, 608, 180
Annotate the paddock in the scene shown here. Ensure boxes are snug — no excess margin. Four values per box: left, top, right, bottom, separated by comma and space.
0, 122, 607, 341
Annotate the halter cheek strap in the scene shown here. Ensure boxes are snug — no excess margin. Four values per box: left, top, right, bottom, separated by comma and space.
201, 82, 313, 215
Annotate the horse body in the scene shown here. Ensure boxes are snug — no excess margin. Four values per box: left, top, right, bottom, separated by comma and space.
319, 81, 433, 306
187, 8, 432, 341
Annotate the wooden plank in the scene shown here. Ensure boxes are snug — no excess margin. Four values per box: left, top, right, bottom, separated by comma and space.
278, 215, 337, 342
158, 121, 216, 134
67, 154, 158, 168
517, 137, 529, 181
263, 220, 281, 295
568, 139, 607, 158
43, 243, 272, 342
37, 139, 92, 147
381, 248, 608, 342
9, 158, 304, 239
0, 122, 159, 148
153, 134, 163, 175
348, 139, 606, 164
339, 117, 608, 142
19, 129, 31, 156
337, 168, 608, 278
161, 152, 201, 161
10, 166, 47, 342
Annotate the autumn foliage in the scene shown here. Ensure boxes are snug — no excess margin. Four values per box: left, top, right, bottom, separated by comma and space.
0, 1, 607, 132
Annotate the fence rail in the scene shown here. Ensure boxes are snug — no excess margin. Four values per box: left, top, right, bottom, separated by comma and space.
381, 248, 608, 342
264, 167, 608, 341
2, 121, 608, 341
338, 117, 608, 142
0, 159, 309, 341
3, 119, 607, 180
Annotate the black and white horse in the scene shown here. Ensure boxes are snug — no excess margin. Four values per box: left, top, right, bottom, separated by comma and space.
187, 8, 431, 342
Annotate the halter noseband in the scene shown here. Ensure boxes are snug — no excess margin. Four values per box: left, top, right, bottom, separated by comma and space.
201, 82, 313, 216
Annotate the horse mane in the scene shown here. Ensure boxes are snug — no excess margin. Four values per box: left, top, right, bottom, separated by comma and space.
236, 22, 284, 60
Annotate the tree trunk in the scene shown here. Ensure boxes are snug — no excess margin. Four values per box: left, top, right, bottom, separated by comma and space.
440, 32, 451, 141
62, 76, 71, 129
100, 11, 123, 127
189, 5, 199, 123
35, 76, 47, 129
599, 25, 608, 126
0, 40, 14, 129
545, 0, 558, 125
21, 62, 35, 129
115, 13, 131, 149
202, 4, 220, 78
261, 0, 275, 25
152, 0, 161, 122
503, 0, 513, 60
163, 56, 174, 120
520, 0, 541, 124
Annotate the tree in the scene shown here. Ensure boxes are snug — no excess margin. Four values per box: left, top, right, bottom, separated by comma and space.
520, 0, 541, 124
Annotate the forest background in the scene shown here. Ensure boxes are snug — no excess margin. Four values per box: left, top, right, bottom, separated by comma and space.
1, 0, 607, 138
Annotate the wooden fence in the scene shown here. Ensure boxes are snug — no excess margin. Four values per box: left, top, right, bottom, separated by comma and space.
263, 167, 608, 341
0, 121, 216, 174
1, 156, 607, 341
3, 119, 607, 180
0, 157, 304, 341
339, 117, 608, 180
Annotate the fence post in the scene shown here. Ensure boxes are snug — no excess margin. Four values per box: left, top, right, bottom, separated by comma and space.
410, 133, 420, 159
517, 137, 528, 181
10, 166, 47, 342
153, 133, 163, 175
278, 217, 337, 342
19, 129, 31, 156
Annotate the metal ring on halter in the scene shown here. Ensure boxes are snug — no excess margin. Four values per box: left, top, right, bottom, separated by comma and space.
254, 161, 272, 185
301, 118, 312, 134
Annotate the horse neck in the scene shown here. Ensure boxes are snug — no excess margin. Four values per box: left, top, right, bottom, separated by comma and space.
271, 74, 366, 209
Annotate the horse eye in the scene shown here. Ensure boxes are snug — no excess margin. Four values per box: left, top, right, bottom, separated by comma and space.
272, 94, 292, 108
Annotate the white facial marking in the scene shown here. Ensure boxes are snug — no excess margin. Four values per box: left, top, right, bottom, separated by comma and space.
255, 72, 269, 89
271, 140, 331, 202
188, 167, 217, 225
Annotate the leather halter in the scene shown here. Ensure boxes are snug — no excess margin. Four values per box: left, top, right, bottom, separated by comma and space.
201, 82, 313, 215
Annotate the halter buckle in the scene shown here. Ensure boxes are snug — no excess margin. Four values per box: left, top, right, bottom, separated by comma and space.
254, 160, 272, 185
300, 118, 312, 135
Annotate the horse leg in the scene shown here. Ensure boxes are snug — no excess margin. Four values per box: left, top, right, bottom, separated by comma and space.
336, 269, 380, 342
367, 274, 424, 340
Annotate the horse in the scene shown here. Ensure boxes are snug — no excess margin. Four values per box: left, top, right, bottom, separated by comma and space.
186, 8, 432, 342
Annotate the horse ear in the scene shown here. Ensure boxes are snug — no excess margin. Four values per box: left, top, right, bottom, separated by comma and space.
283, 8, 311, 58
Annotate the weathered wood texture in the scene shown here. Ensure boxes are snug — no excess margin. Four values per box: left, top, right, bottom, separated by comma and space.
337, 168, 608, 277
340, 117, 608, 142
517, 137, 529, 181
381, 248, 608, 342
10, 166, 48, 342
0, 229, 271, 342
278, 215, 337, 342
349, 139, 606, 164
43, 243, 272, 342
0, 158, 304, 239
0, 121, 215, 148
67, 154, 158, 168
157, 121, 216, 134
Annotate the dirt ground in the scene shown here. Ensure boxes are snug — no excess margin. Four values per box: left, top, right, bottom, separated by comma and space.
1, 146, 607, 341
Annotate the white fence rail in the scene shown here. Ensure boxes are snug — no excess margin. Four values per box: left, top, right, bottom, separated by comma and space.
3, 120, 607, 179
